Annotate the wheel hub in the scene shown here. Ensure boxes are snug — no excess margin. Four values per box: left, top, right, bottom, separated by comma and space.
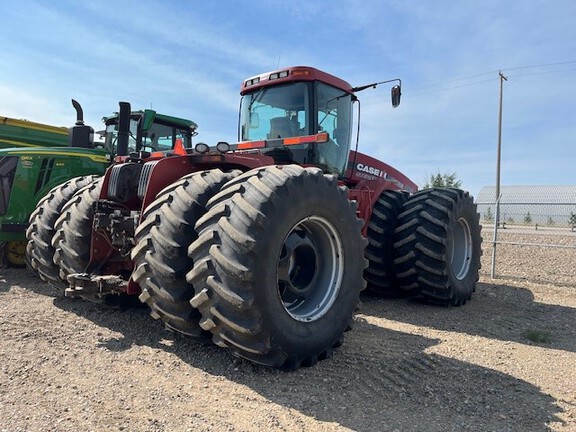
277, 216, 344, 322
451, 217, 473, 280
278, 231, 318, 296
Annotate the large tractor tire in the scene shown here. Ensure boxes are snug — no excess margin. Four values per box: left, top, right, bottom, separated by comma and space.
26, 175, 101, 287
393, 188, 482, 305
363, 189, 408, 296
52, 178, 103, 299
132, 169, 241, 337
187, 165, 367, 370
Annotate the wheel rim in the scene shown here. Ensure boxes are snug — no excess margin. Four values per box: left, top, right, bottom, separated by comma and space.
277, 216, 344, 322
451, 217, 473, 280
6, 241, 26, 267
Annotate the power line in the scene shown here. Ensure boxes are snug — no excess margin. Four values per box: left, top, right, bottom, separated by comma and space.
502, 60, 576, 72
507, 67, 576, 78
409, 71, 498, 91
357, 60, 576, 103
402, 60, 576, 94
404, 77, 495, 98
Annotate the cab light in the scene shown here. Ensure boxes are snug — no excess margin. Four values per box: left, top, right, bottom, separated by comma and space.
216, 141, 230, 153
291, 70, 311, 77
195, 142, 210, 154
269, 70, 289, 80
244, 77, 260, 87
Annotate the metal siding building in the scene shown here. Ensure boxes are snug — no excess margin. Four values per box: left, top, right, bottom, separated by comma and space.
476, 185, 576, 226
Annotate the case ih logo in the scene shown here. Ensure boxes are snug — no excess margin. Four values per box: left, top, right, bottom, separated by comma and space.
356, 163, 387, 178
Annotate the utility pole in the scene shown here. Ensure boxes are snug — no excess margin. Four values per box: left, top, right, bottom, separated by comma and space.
491, 71, 507, 278
495, 71, 507, 201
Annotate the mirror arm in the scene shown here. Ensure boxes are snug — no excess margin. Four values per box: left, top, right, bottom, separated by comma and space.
351, 78, 401, 93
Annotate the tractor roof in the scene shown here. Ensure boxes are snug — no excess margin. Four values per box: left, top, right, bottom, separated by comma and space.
241, 66, 354, 95
102, 111, 198, 131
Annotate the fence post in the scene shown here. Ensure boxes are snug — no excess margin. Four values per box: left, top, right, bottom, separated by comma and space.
491, 195, 501, 279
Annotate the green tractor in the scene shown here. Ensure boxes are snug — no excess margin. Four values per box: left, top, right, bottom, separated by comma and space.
1, 101, 198, 267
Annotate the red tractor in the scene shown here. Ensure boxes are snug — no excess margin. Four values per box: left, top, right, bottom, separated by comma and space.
28, 66, 482, 370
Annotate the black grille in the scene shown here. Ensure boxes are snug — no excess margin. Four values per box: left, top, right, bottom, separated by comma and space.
107, 163, 143, 203
137, 161, 159, 200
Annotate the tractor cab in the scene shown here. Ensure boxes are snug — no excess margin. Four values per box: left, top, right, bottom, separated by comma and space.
237, 66, 401, 178
102, 108, 198, 157
238, 67, 354, 176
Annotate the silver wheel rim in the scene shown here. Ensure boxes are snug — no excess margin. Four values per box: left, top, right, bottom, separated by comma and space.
451, 217, 473, 280
277, 216, 344, 322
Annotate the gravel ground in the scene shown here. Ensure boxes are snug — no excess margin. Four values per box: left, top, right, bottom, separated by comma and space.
480, 230, 576, 285
1, 232, 575, 432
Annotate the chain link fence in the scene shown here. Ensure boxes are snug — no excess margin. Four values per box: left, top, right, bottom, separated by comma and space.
476, 186, 576, 286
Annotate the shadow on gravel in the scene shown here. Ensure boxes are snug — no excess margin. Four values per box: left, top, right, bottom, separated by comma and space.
360, 282, 576, 353
44, 290, 561, 431
0, 267, 62, 296
3, 269, 564, 431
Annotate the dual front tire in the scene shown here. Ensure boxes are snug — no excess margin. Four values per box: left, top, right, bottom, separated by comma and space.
133, 165, 366, 369
187, 165, 367, 369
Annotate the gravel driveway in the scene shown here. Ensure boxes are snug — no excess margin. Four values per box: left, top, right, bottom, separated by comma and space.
1, 232, 575, 431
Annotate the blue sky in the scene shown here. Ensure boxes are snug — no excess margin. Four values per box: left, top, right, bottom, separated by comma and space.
1, 0, 574, 196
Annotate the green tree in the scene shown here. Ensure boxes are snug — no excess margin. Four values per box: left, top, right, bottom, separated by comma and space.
423, 172, 462, 189
547, 216, 555, 226
484, 207, 493, 222
524, 212, 532, 224
569, 212, 576, 226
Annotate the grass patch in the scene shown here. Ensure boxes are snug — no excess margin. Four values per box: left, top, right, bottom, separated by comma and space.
525, 329, 553, 344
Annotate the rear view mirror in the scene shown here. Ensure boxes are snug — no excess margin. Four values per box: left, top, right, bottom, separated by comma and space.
250, 112, 260, 129
391, 85, 401, 108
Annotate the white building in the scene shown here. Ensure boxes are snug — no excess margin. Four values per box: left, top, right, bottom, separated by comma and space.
476, 185, 576, 226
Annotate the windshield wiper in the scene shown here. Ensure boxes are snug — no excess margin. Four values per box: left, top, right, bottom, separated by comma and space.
247, 88, 269, 111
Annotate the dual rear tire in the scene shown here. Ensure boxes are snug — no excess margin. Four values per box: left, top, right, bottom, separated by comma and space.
364, 187, 482, 305
393, 188, 482, 305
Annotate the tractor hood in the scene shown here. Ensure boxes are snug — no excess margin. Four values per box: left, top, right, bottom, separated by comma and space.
0, 146, 110, 164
